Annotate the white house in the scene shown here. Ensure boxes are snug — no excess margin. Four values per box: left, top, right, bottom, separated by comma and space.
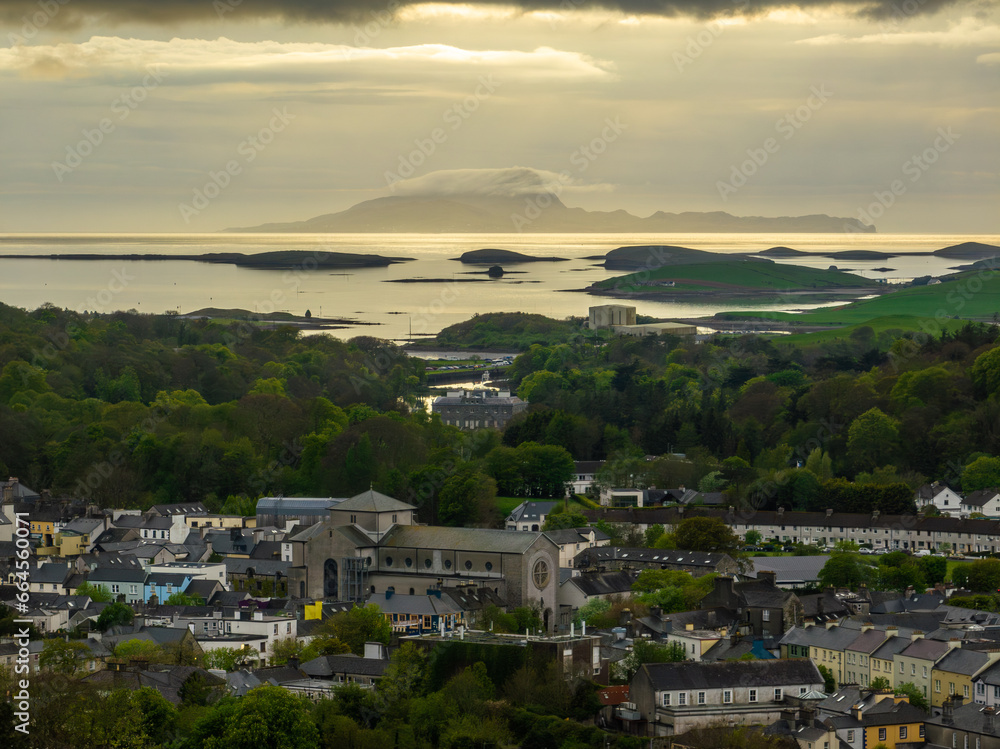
630, 660, 824, 736
961, 489, 1000, 519
915, 482, 963, 516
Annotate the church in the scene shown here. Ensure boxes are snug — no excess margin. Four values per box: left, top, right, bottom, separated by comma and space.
281, 490, 561, 631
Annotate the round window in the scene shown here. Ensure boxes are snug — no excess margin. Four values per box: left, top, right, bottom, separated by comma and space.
424, 558, 432, 568
532, 559, 550, 590
485, 561, 493, 572
385, 556, 393, 567
405, 557, 413, 568
464, 560, 473, 570
444, 559, 452, 569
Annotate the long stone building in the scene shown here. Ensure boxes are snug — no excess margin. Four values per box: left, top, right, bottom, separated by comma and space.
586, 505, 1000, 555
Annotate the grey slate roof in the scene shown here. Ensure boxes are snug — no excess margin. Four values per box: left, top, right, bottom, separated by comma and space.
899, 637, 952, 661
963, 489, 1000, 507
301, 654, 388, 678
368, 592, 464, 616
380, 524, 548, 554
575, 547, 731, 568
845, 629, 890, 655
334, 490, 416, 513
934, 647, 993, 677
256, 497, 343, 514
564, 570, 636, 598
871, 635, 917, 662
507, 501, 559, 524
638, 659, 822, 691
224, 558, 290, 576
780, 625, 866, 651
749, 555, 829, 584
149, 502, 207, 516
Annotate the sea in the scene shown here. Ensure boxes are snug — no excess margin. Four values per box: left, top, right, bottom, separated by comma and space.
2, 232, 997, 343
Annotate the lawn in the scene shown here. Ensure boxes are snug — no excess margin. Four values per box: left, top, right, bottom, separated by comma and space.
595, 260, 881, 293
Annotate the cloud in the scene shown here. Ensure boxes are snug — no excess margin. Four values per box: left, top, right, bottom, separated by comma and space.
389, 166, 615, 197
0, 36, 614, 83
0, 0, 977, 30
798, 17, 1000, 45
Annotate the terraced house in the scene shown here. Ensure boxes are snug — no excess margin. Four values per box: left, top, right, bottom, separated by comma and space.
932, 648, 1000, 708
895, 635, 960, 702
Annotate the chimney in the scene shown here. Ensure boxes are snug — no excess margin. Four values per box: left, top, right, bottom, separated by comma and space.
619, 608, 632, 628
911, 631, 925, 641
861, 621, 874, 632
650, 606, 662, 619
758, 570, 777, 587
905, 585, 915, 598
662, 618, 673, 634
948, 638, 962, 650
943, 696, 956, 723
826, 509, 833, 519
777, 507, 785, 519
799, 706, 815, 729
851, 704, 863, 722
986, 707, 996, 734
288, 656, 299, 670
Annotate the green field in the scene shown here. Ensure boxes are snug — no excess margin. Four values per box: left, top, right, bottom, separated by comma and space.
595, 260, 881, 293
723, 269, 1000, 326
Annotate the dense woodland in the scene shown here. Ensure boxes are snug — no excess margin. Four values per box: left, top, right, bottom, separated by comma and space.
3, 305, 1000, 523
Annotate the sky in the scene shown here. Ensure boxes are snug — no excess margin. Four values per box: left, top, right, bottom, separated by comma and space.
0, 0, 997, 233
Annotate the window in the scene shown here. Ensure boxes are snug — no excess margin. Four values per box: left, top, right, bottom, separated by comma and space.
273, 624, 278, 634
978, 683, 985, 695
723, 690, 732, 704
937, 680, 942, 693
286, 622, 291, 634
465, 560, 473, 571
762, 610, 770, 622
900, 726, 908, 740
879, 728, 886, 741
697, 692, 705, 705
111, 584, 120, 593
774, 688, 783, 702
662, 693, 671, 707
920, 725, 925, 738
900, 662, 905, 674
912, 663, 917, 675
965, 684, 970, 697
749, 689, 757, 703
924, 666, 928, 678
385, 556, 393, 567
846, 730, 855, 742
950, 682, 956, 695
678, 693, 687, 706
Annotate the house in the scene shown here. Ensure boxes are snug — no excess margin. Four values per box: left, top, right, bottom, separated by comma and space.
843, 626, 891, 687
896, 635, 960, 702
963, 490, 1000, 519
665, 624, 725, 662
925, 696, 1000, 749
544, 527, 610, 568
853, 695, 927, 749
699, 573, 803, 638
57, 517, 108, 556
88, 563, 148, 604
629, 659, 824, 736
430, 389, 527, 430
299, 642, 389, 689
28, 561, 74, 594
82, 662, 225, 705
916, 482, 963, 516
933, 648, 1000, 707
505, 501, 559, 532
779, 624, 871, 688
868, 630, 913, 688
144, 573, 193, 604
558, 570, 636, 613
147, 562, 227, 588
171, 608, 297, 659
570, 461, 603, 496
369, 589, 465, 635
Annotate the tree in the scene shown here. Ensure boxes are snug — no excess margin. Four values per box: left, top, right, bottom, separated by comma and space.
75, 581, 113, 603
95, 601, 135, 631
204, 646, 257, 672
960, 558, 1000, 592
894, 681, 929, 712
185, 685, 320, 749
617, 640, 687, 681
164, 591, 204, 606
438, 465, 497, 527
132, 686, 177, 746
322, 603, 392, 655
269, 637, 308, 666
818, 664, 836, 693
847, 408, 900, 472
870, 676, 891, 690
818, 553, 876, 590
745, 530, 763, 546
39, 639, 90, 674
672, 517, 744, 559
962, 456, 1000, 493
113, 638, 165, 662
541, 507, 588, 531
918, 555, 948, 586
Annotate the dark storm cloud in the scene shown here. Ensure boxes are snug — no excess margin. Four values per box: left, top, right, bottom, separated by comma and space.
0, 0, 978, 29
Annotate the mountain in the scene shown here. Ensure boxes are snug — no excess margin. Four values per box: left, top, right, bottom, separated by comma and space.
225, 194, 876, 234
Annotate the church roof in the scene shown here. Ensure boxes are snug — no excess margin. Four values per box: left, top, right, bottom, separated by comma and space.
335, 490, 416, 514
